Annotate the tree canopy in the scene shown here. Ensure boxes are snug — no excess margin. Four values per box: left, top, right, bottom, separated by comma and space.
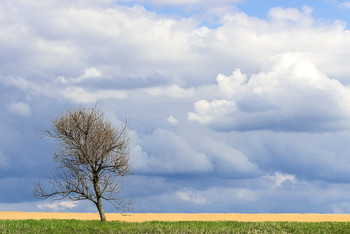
34, 105, 132, 221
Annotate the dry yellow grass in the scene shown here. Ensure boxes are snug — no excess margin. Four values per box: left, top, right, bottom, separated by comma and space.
1, 212, 350, 222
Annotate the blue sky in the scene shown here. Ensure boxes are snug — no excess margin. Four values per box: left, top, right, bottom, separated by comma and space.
3, 0, 350, 213
242, 0, 350, 28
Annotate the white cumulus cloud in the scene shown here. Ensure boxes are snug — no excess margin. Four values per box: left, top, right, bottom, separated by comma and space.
37, 201, 78, 211
189, 53, 350, 131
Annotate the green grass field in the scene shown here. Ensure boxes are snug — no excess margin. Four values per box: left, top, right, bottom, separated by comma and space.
1, 220, 350, 233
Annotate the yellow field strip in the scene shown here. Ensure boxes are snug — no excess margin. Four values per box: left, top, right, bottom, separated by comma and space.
1, 212, 350, 222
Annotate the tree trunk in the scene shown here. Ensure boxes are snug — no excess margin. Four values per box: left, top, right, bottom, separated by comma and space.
93, 172, 106, 221
96, 197, 106, 221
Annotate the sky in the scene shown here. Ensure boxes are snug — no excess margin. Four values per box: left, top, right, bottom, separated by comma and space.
3, 0, 350, 214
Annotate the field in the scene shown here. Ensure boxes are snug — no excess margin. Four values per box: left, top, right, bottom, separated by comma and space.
2, 212, 350, 222
1, 212, 350, 233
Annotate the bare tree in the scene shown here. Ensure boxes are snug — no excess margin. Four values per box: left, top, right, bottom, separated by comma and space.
34, 105, 132, 221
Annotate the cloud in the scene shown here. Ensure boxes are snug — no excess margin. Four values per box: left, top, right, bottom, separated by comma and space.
133, 185, 257, 213
129, 122, 260, 179
145, 85, 195, 98
265, 172, 296, 187
131, 173, 350, 213
268, 6, 313, 27
187, 134, 260, 177
0, 151, 9, 168
8, 102, 31, 117
2, 2, 350, 88
1, 75, 128, 104
0, 177, 38, 203
2, 1, 350, 214
143, 0, 241, 6
167, 115, 178, 125
131, 129, 214, 174
81, 67, 102, 79
339, 2, 350, 9
0, 76, 55, 98
175, 188, 208, 204
134, 0, 241, 13
2, 71, 194, 104
57, 67, 103, 84
188, 99, 234, 125
189, 53, 350, 131
37, 201, 78, 211
60, 87, 127, 104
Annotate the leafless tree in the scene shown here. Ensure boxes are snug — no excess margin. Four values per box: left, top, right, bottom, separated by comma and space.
34, 105, 132, 221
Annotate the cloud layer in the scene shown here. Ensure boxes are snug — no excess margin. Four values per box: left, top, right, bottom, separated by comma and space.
1, 0, 350, 213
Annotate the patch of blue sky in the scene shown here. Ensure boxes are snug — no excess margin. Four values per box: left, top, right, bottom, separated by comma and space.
155, 7, 224, 29
114, 1, 190, 16
115, 1, 223, 28
115, 0, 350, 29
198, 19, 223, 29
237, 0, 350, 26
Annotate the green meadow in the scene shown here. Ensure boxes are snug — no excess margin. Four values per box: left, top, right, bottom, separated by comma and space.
1, 220, 350, 233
